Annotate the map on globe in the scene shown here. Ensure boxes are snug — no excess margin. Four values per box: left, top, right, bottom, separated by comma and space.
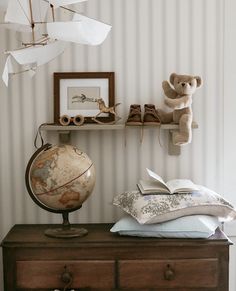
27, 144, 95, 212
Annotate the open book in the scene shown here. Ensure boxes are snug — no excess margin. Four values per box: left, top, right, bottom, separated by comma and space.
137, 168, 199, 195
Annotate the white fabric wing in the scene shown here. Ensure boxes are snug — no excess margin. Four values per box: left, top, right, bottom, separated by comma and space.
2, 41, 67, 86
49, 0, 87, 8
47, 13, 111, 46
5, 0, 48, 29
2, 56, 14, 86
9, 40, 67, 66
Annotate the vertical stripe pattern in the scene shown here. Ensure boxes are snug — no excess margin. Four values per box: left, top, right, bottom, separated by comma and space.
0, 1, 228, 289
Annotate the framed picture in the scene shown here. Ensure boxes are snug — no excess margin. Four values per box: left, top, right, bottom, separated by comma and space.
54, 72, 115, 124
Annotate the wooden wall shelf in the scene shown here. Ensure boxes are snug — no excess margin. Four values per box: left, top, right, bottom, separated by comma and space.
40, 122, 198, 155
41, 123, 125, 131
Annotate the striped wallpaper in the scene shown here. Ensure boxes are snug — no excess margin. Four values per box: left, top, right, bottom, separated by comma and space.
0, 0, 233, 290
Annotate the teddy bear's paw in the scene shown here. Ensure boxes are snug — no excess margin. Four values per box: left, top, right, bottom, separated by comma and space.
162, 80, 171, 90
172, 132, 191, 146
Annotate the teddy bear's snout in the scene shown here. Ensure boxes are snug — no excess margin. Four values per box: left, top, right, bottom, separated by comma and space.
181, 82, 186, 87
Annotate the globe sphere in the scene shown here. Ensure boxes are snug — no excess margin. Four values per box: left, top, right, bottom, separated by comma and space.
25, 143, 95, 213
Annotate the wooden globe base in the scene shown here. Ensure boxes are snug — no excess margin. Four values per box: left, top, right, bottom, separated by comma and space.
44, 227, 88, 238
44, 211, 88, 239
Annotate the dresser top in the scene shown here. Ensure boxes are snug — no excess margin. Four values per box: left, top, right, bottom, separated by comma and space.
1, 224, 232, 248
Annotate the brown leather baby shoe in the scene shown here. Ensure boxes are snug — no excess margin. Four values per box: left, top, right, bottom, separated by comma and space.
143, 104, 161, 125
126, 104, 142, 125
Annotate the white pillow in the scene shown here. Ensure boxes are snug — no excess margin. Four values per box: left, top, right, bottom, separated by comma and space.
110, 215, 220, 238
113, 185, 236, 224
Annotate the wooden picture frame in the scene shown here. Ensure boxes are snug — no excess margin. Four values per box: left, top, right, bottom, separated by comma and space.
54, 72, 115, 124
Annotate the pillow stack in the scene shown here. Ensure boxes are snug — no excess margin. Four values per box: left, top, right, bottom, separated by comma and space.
111, 185, 236, 238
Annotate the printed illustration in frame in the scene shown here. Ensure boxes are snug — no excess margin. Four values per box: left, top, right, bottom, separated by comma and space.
54, 72, 115, 124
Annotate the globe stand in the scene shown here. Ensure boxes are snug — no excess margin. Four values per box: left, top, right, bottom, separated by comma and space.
44, 210, 88, 239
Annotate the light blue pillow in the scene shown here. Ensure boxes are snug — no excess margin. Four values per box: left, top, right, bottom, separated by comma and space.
110, 215, 220, 238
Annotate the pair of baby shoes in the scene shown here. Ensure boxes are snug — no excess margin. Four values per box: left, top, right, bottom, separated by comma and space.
126, 104, 161, 125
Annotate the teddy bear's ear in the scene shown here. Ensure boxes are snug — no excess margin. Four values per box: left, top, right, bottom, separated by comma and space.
195, 76, 202, 87
170, 73, 177, 85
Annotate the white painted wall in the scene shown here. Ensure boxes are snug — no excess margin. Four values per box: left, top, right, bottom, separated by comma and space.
223, 0, 236, 237
0, 0, 236, 290
224, 1, 236, 288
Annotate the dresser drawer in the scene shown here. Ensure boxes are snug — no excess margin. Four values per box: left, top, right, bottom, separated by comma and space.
16, 260, 115, 289
119, 258, 218, 289
1, 225, 231, 291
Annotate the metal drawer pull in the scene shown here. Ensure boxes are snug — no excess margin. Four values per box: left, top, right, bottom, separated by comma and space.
164, 264, 175, 281
61, 265, 73, 291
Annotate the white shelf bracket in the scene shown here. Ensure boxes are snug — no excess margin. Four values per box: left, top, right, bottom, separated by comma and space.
58, 130, 71, 144
168, 130, 181, 155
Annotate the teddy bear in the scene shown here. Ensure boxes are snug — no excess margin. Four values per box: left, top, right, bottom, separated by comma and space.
157, 73, 202, 146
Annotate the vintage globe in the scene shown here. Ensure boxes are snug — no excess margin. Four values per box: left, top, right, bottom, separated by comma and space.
25, 143, 96, 238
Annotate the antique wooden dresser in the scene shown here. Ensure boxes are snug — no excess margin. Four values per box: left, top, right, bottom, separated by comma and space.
1, 224, 232, 291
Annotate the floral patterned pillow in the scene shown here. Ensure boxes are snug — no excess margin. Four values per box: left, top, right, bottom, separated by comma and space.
113, 185, 236, 224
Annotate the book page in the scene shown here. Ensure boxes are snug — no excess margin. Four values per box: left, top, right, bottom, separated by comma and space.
146, 168, 171, 192
139, 180, 169, 192
166, 179, 199, 193
146, 167, 169, 185
137, 182, 170, 194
